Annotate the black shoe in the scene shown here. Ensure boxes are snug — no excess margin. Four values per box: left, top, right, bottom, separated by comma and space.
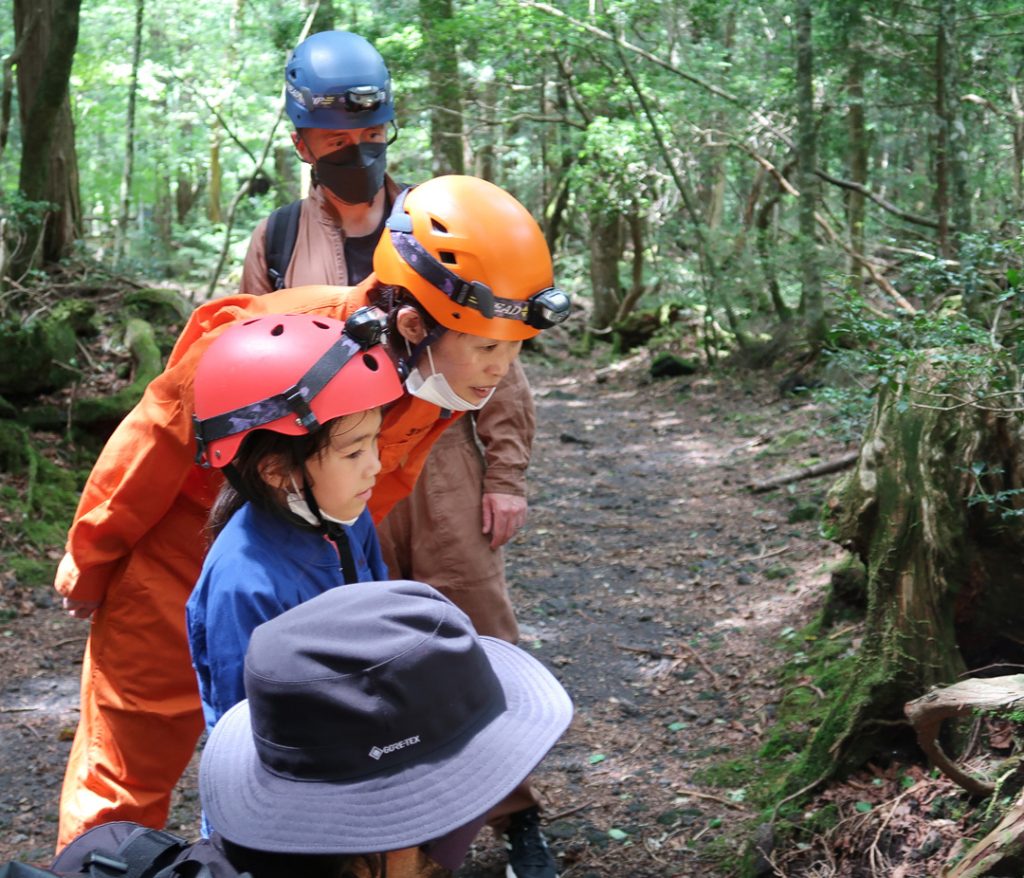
504, 806, 558, 878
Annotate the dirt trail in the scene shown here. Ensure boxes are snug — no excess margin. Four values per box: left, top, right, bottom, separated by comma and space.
0, 353, 841, 876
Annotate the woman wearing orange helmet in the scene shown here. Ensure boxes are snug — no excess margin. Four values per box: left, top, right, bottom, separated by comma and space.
54, 175, 570, 860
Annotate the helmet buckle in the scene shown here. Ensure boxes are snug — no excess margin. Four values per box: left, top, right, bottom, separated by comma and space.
285, 386, 320, 432
453, 280, 495, 319
192, 414, 211, 467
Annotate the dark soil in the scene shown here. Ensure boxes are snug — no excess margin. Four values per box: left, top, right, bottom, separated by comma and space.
0, 345, 987, 876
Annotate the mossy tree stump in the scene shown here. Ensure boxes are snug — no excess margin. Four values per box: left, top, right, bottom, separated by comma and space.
784, 353, 1024, 791
19, 317, 162, 431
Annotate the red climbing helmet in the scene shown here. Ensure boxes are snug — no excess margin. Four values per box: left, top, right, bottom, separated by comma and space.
192, 311, 401, 468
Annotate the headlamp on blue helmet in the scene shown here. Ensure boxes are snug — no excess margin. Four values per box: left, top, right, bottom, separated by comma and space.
285, 31, 395, 130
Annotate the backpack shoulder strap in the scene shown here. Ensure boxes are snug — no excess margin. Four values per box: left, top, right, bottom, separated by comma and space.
264, 199, 303, 291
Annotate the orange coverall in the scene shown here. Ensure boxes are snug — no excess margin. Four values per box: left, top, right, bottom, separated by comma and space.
54, 281, 460, 848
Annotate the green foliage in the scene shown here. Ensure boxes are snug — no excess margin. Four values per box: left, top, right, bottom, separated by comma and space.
818, 222, 1024, 429
0, 425, 93, 588
0, 191, 57, 282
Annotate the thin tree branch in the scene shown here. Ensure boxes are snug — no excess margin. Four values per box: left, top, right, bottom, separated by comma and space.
518, 0, 742, 105
814, 210, 917, 313
814, 167, 948, 231
206, 2, 320, 297
169, 74, 259, 165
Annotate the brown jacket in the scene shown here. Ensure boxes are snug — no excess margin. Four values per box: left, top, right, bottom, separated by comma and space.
239, 177, 403, 294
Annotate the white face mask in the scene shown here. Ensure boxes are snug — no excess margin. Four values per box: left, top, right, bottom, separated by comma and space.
284, 475, 359, 528
405, 346, 495, 412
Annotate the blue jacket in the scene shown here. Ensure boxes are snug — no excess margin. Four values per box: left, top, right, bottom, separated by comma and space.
186, 502, 387, 733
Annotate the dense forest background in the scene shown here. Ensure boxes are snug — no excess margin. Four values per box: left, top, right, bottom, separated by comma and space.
6, 0, 1024, 326
6, 0, 1024, 875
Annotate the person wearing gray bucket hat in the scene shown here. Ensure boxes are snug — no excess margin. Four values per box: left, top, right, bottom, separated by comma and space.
5, 579, 569, 878
199, 578, 573, 873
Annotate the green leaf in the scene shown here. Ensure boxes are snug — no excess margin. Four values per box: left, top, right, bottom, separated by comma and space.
667, 721, 686, 732
608, 827, 629, 841
588, 753, 606, 765
854, 801, 873, 812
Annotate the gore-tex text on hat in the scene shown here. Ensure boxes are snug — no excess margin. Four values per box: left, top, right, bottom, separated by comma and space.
368, 735, 421, 760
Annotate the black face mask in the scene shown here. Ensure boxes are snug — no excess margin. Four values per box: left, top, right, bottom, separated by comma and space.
313, 141, 387, 205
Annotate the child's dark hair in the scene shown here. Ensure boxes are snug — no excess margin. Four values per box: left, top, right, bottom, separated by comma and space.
221, 837, 387, 878
206, 417, 340, 540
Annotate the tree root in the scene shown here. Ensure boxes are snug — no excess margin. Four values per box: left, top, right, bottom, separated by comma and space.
905, 674, 1024, 798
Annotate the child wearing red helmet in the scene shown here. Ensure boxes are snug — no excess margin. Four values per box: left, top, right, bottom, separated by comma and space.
185, 312, 402, 743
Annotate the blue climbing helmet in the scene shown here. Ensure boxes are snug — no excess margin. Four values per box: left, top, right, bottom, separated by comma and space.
285, 31, 395, 130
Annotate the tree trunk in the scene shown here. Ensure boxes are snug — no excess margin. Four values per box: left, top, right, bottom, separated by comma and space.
208, 125, 222, 223
175, 170, 203, 224
934, 0, 972, 259
845, 29, 867, 297
757, 191, 790, 323
114, 0, 145, 263
783, 354, 1024, 793
12, 0, 82, 275
794, 0, 824, 346
419, 0, 465, 175
588, 208, 621, 330
613, 209, 648, 323
1011, 83, 1024, 215
543, 75, 574, 257
477, 76, 498, 182
940, 0, 971, 241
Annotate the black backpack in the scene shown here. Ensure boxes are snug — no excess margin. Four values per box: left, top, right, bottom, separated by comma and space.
0, 823, 249, 878
264, 200, 303, 291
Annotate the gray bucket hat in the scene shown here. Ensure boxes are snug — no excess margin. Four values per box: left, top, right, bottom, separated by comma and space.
199, 579, 573, 854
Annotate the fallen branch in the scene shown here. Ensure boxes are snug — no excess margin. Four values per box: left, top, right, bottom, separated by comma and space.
676, 641, 722, 689
748, 450, 860, 493
674, 786, 750, 810
734, 545, 789, 564
544, 802, 592, 822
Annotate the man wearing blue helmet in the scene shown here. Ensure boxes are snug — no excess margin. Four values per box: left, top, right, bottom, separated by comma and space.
240, 30, 402, 290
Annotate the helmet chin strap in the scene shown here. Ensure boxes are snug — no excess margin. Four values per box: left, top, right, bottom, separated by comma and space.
401, 321, 447, 377
298, 475, 359, 584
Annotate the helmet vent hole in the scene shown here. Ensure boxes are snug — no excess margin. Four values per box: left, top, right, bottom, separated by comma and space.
431, 218, 449, 234
271, 324, 285, 336
439, 251, 457, 265
312, 320, 329, 329
362, 353, 380, 371
451, 312, 461, 320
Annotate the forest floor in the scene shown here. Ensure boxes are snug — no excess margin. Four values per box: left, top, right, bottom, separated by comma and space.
0, 319, 996, 877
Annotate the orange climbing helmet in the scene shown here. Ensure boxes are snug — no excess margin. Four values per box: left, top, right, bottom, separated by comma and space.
373, 175, 571, 341
192, 311, 402, 468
